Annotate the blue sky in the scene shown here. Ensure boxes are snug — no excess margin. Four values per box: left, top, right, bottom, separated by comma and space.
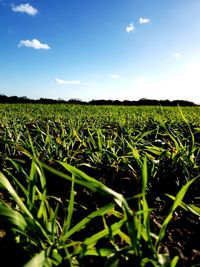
1, 0, 200, 103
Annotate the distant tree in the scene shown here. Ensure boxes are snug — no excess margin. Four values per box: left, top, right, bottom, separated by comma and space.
68, 98, 83, 104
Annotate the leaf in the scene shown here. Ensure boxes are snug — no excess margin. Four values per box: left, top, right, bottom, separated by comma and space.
156, 175, 200, 248
105, 254, 120, 267
79, 248, 114, 257
0, 172, 33, 218
0, 205, 27, 231
61, 203, 115, 242
166, 194, 200, 216
56, 136, 62, 145
23, 250, 47, 267
118, 230, 131, 245
83, 219, 126, 247
142, 157, 148, 190
41, 161, 130, 211
63, 173, 75, 232
126, 140, 142, 165
170, 255, 179, 267
140, 257, 160, 267
52, 249, 63, 266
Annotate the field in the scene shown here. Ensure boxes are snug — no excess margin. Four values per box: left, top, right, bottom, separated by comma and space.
0, 104, 200, 267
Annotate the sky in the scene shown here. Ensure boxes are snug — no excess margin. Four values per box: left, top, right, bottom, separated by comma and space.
1, 0, 200, 103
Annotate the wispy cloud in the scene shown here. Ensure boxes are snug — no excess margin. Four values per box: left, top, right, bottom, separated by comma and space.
55, 79, 81, 85
82, 81, 96, 86
139, 17, 151, 24
18, 39, 50, 50
126, 23, 135, 33
168, 52, 183, 62
109, 74, 120, 79
11, 3, 38, 16
55, 78, 95, 86
172, 52, 183, 59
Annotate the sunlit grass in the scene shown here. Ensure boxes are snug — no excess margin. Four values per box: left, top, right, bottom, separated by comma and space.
0, 104, 200, 266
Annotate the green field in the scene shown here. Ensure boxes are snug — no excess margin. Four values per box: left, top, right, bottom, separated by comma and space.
1, 104, 200, 266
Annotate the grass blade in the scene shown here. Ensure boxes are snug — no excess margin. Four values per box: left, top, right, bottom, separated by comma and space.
83, 218, 126, 247
0, 205, 27, 231
0, 172, 33, 218
22, 250, 47, 267
156, 175, 200, 249
61, 202, 115, 242
63, 173, 75, 233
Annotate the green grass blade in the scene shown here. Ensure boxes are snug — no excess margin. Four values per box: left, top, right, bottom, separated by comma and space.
22, 250, 48, 267
63, 173, 75, 233
50, 203, 60, 242
58, 161, 131, 210
178, 106, 195, 151
156, 175, 200, 249
83, 218, 126, 247
78, 247, 114, 257
140, 257, 160, 267
61, 202, 115, 242
0, 205, 27, 231
42, 161, 129, 211
125, 140, 142, 166
142, 158, 155, 254
97, 129, 103, 150
34, 159, 47, 193
0, 172, 33, 218
105, 254, 120, 267
142, 157, 148, 190
170, 255, 179, 267
29, 160, 37, 208
166, 194, 200, 216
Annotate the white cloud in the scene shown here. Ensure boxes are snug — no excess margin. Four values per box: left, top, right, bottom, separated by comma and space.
11, 3, 38, 16
55, 78, 81, 85
55, 78, 95, 86
126, 23, 135, 33
82, 81, 96, 86
109, 74, 120, 79
139, 17, 151, 24
18, 39, 50, 50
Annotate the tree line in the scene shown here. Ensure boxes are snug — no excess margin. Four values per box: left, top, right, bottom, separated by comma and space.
0, 94, 197, 106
